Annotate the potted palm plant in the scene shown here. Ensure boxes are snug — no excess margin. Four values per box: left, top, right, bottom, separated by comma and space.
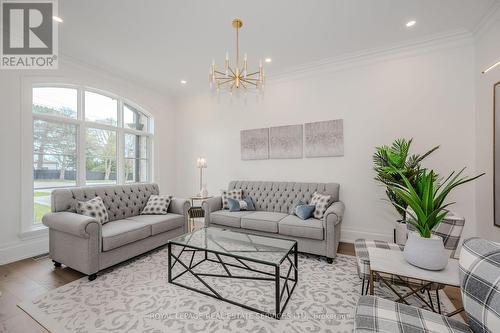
373, 139, 439, 243
388, 168, 484, 270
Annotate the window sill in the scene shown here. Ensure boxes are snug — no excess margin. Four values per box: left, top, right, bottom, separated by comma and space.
19, 225, 48, 241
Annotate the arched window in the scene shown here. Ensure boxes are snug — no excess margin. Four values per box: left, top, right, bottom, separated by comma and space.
31, 85, 153, 224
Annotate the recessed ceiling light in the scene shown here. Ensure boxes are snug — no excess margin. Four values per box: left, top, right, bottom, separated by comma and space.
265, 58, 272, 63
406, 20, 416, 28
53, 16, 63, 23
180, 80, 187, 85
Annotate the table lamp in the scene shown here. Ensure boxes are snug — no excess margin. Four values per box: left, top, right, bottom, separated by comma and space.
196, 157, 208, 197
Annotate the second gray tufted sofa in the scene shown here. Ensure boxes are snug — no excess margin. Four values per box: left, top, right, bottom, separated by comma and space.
203, 181, 345, 262
43, 183, 190, 280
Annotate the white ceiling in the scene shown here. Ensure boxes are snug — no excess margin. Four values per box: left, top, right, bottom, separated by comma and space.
59, 0, 497, 96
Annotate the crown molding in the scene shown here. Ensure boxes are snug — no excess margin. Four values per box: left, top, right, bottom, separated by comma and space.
472, 1, 500, 38
57, 52, 173, 99
268, 29, 473, 83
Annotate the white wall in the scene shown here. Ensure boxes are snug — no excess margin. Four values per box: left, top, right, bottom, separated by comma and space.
474, 9, 500, 242
0, 58, 176, 264
174, 38, 477, 243
2, 17, 498, 265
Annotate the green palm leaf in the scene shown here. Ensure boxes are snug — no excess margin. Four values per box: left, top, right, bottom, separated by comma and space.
388, 168, 483, 238
373, 138, 438, 220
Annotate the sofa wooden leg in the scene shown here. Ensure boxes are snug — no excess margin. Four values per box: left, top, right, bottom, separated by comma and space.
52, 260, 62, 268
88, 274, 97, 281
326, 257, 334, 264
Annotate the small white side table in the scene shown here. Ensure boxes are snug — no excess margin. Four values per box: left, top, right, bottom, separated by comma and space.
368, 247, 461, 315
188, 195, 213, 231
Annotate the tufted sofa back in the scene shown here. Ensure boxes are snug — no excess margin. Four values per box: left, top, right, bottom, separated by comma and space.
51, 183, 159, 222
228, 181, 340, 214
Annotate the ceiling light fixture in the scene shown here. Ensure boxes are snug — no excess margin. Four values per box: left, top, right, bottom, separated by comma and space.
53, 16, 63, 23
180, 80, 187, 84
406, 20, 416, 28
482, 60, 500, 74
209, 18, 264, 94
265, 58, 272, 63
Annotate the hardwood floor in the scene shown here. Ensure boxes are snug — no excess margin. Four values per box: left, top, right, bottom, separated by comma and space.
0, 242, 465, 332
0, 256, 85, 332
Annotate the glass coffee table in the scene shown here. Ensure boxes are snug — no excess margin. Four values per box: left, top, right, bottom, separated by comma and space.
167, 227, 298, 319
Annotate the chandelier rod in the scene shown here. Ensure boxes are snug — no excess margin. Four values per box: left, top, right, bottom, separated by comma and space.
236, 22, 239, 69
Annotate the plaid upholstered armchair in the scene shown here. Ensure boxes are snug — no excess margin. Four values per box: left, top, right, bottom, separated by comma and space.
354, 237, 500, 333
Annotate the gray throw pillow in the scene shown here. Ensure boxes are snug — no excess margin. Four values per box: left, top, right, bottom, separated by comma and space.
77, 196, 109, 224
310, 192, 332, 219
295, 204, 316, 220
221, 189, 242, 209
141, 195, 172, 215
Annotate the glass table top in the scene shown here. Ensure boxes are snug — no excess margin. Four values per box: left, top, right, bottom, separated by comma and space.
168, 227, 297, 265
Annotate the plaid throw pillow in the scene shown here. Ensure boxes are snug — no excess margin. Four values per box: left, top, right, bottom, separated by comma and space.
310, 192, 332, 219
77, 196, 109, 224
141, 195, 172, 215
221, 189, 242, 210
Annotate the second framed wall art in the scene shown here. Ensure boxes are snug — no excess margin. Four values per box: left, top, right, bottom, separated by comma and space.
240, 119, 344, 160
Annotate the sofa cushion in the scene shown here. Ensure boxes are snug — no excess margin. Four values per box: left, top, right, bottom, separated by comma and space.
211, 210, 254, 228
241, 212, 288, 233
101, 219, 151, 251
278, 215, 324, 240
127, 213, 184, 235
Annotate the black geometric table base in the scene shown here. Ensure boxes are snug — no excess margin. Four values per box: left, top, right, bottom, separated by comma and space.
168, 242, 298, 319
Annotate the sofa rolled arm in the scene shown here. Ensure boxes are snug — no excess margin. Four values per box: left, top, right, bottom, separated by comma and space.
169, 198, 191, 216
202, 196, 222, 213
324, 201, 345, 225
202, 196, 222, 226
42, 212, 100, 239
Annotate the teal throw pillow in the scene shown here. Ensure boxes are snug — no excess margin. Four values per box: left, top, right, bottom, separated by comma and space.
289, 200, 306, 215
227, 198, 240, 212
295, 204, 316, 220
244, 196, 255, 211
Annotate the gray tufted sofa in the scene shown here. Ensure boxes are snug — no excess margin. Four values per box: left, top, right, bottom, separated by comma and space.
42, 183, 190, 280
203, 181, 345, 262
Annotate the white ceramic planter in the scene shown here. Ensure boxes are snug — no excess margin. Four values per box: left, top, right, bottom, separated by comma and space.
403, 232, 448, 270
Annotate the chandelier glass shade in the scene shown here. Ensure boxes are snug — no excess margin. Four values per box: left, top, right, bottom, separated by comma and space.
209, 18, 264, 93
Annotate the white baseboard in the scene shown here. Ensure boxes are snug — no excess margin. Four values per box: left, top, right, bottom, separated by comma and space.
0, 236, 49, 265
340, 228, 392, 244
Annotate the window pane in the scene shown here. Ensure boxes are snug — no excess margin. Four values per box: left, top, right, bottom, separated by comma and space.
34, 189, 52, 224
33, 119, 77, 188
125, 159, 148, 183
124, 134, 148, 159
140, 159, 148, 182
86, 128, 117, 184
33, 119, 77, 224
124, 104, 148, 131
124, 134, 149, 183
33, 87, 77, 119
85, 91, 117, 126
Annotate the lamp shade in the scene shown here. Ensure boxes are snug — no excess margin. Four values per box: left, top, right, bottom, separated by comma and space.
196, 157, 207, 168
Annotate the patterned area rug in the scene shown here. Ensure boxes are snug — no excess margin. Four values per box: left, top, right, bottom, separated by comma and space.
19, 248, 456, 333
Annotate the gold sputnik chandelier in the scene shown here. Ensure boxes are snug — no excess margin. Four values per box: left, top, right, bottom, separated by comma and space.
209, 18, 265, 93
